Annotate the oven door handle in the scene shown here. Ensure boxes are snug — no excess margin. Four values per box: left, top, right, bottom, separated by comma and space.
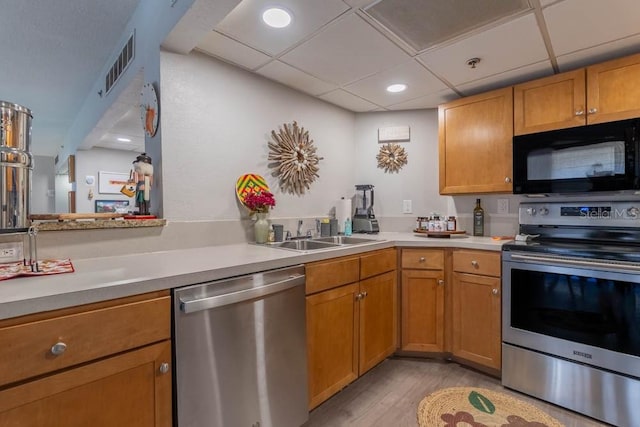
509, 253, 640, 271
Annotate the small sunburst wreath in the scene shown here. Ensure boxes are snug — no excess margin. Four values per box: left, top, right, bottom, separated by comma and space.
377, 143, 408, 173
268, 121, 323, 195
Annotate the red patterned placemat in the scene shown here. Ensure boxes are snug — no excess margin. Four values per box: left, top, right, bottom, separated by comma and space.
0, 259, 74, 281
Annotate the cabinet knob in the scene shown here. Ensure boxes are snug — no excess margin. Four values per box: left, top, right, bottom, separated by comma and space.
504, 177, 511, 183
575, 109, 584, 116
50, 342, 67, 356
362, 291, 368, 298
159, 362, 170, 374
355, 293, 362, 301
492, 288, 499, 295
471, 260, 479, 267
588, 107, 598, 114
438, 279, 445, 286
419, 257, 426, 262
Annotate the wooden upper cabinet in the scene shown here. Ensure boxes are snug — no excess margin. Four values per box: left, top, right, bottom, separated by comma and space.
514, 53, 640, 135
587, 53, 640, 124
439, 87, 513, 194
514, 69, 586, 135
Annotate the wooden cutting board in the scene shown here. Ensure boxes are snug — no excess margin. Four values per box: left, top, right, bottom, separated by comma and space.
29, 213, 125, 221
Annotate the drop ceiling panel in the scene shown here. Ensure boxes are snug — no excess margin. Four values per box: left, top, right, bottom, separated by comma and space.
544, 0, 640, 56
344, 60, 448, 107
557, 34, 640, 72
215, 0, 349, 56
197, 31, 271, 70
365, 0, 531, 51
456, 60, 553, 96
256, 61, 337, 95
386, 88, 459, 110
281, 14, 411, 85
418, 13, 548, 86
320, 89, 379, 112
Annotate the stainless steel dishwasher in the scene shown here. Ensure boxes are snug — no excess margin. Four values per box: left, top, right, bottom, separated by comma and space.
173, 265, 308, 427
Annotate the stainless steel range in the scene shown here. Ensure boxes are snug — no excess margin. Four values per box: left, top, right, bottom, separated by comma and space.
502, 201, 640, 427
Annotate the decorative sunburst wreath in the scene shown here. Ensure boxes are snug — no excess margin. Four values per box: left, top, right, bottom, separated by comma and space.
377, 143, 408, 173
268, 121, 323, 195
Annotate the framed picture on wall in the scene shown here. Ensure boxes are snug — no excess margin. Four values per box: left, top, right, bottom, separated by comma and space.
95, 200, 130, 213
98, 171, 130, 194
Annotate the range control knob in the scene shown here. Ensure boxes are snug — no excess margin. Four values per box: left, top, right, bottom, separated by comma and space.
539, 207, 549, 216
526, 207, 536, 216
627, 207, 640, 217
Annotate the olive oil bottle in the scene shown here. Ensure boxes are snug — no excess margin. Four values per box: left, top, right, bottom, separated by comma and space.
473, 198, 484, 236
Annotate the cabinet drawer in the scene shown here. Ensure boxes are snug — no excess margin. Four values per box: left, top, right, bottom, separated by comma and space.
360, 248, 396, 279
401, 249, 444, 270
306, 256, 360, 294
0, 294, 170, 387
453, 250, 500, 277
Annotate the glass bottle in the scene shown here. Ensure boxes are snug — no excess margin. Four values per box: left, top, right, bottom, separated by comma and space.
473, 199, 484, 236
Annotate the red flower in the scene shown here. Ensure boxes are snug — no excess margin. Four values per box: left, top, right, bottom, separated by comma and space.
244, 191, 276, 214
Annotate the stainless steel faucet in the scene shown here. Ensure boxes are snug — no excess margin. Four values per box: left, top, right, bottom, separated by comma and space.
296, 219, 303, 237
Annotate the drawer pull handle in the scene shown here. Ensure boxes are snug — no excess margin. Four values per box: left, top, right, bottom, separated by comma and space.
588, 107, 598, 114
50, 342, 67, 356
419, 257, 426, 262
159, 362, 170, 374
492, 288, 499, 295
471, 260, 479, 267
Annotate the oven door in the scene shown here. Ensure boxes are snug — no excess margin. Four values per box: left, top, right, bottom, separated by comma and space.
503, 251, 640, 378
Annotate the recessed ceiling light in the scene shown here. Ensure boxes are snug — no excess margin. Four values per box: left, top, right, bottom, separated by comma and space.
262, 7, 292, 28
386, 84, 407, 93
117, 137, 132, 142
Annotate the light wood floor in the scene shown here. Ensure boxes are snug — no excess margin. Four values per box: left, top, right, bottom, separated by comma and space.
305, 357, 610, 427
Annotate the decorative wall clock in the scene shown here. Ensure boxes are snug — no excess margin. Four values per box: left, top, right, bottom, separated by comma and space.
377, 143, 407, 173
268, 121, 323, 195
140, 82, 159, 137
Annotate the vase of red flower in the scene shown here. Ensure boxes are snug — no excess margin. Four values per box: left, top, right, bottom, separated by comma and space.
244, 191, 276, 244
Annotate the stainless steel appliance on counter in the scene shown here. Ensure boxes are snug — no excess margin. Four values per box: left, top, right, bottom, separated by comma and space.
173, 265, 308, 427
352, 184, 379, 233
502, 201, 640, 427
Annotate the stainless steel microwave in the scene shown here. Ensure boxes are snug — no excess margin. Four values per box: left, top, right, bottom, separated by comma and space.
513, 118, 640, 194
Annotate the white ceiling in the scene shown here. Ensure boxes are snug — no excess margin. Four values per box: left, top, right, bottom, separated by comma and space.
195, 0, 640, 112
4, 0, 640, 158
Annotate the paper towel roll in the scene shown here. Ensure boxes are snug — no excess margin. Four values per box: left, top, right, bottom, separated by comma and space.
336, 198, 352, 233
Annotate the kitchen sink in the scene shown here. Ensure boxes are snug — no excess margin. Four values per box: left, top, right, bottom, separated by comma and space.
270, 239, 341, 251
310, 236, 378, 245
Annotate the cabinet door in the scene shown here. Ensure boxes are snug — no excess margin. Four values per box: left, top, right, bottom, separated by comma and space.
452, 272, 501, 370
0, 340, 172, 427
587, 53, 640, 124
514, 69, 586, 135
401, 269, 444, 353
359, 271, 398, 375
439, 87, 513, 194
306, 283, 359, 410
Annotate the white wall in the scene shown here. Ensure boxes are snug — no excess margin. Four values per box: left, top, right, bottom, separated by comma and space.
74, 148, 136, 214
31, 155, 55, 214
160, 51, 357, 221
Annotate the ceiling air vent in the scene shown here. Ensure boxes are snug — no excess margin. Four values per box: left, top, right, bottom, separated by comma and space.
105, 30, 135, 95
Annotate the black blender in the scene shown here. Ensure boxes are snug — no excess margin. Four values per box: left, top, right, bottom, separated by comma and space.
352, 184, 379, 233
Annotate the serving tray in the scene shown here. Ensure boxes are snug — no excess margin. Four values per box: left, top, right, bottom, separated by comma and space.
413, 229, 467, 238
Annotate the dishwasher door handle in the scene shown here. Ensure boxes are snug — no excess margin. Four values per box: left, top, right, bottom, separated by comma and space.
180, 273, 305, 313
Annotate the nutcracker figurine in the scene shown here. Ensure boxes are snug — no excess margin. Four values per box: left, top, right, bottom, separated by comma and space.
132, 153, 153, 216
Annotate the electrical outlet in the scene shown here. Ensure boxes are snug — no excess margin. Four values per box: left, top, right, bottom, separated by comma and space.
497, 199, 509, 215
402, 200, 412, 214
0, 242, 22, 262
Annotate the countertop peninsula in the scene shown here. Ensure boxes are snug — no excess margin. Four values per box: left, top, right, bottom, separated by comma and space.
0, 232, 507, 320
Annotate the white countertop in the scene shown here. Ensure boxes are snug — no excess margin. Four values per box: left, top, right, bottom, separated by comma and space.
0, 232, 507, 320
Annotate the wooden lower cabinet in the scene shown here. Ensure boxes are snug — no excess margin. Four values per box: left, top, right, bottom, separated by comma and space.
306, 283, 359, 410
0, 291, 172, 426
306, 249, 397, 410
359, 271, 397, 375
0, 341, 172, 427
452, 272, 501, 371
401, 269, 444, 352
